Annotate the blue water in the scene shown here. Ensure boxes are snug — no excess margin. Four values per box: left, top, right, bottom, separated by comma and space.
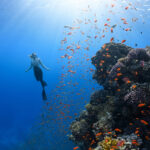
0, 0, 150, 149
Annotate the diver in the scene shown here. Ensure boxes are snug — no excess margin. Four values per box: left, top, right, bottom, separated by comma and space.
25, 53, 50, 100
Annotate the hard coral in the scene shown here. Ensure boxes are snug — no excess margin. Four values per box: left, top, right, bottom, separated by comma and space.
69, 43, 150, 150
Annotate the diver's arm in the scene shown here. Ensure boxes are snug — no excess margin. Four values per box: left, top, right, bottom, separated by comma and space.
25, 64, 33, 72
39, 60, 50, 71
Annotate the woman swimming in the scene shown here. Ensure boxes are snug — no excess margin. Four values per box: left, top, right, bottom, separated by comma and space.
25, 53, 50, 100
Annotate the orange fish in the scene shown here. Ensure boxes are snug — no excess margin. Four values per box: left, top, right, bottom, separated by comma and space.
135, 71, 138, 75
96, 132, 102, 136
117, 68, 121, 71
123, 21, 128, 24
117, 73, 122, 76
114, 128, 122, 132
132, 85, 136, 89
73, 146, 79, 150
107, 18, 110, 21
94, 35, 98, 39
111, 146, 118, 149
138, 103, 146, 107
121, 40, 126, 43
111, 28, 113, 33
125, 28, 131, 31
68, 32, 72, 35
126, 80, 131, 84
110, 37, 114, 42
135, 130, 139, 134
102, 35, 105, 38
76, 45, 81, 49
111, 4, 115, 7
114, 78, 118, 81
117, 89, 121, 92
67, 46, 72, 49
99, 63, 103, 66
68, 56, 72, 59
125, 6, 129, 10
129, 123, 133, 125
102, 44, 106, 49
104, 23, 108, 26
140, 120, 148, 125
132, 141, 139, 146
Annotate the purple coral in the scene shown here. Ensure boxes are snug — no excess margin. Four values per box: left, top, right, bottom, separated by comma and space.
128, 48, 150, 61
108, 62, 125, 79
124, 88, 146, 104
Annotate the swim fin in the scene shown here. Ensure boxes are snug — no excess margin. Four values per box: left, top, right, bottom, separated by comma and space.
42, 89, 47, 100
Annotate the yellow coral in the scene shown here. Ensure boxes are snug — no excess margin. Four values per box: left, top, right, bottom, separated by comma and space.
99, 136, 120, 150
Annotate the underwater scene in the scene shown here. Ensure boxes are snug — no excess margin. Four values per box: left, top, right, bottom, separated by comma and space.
1, 0, 150, 149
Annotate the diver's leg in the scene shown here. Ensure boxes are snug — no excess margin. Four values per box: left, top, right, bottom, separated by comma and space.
33, 67, 47, 87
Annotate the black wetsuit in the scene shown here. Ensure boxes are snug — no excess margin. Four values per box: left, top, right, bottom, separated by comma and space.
33, 66, 47, 100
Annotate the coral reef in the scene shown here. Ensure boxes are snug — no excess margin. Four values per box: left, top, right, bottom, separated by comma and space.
69, 43, 150, 150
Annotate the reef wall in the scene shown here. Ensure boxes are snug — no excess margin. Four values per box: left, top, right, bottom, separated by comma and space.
69, 43, 150, 150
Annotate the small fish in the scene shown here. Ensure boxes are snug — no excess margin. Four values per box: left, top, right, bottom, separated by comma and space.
68, 56, 72, 59
117, 73, 122, 76
96, 132, 102, 136
132, 140, 139, 146
111, 4, 115, 7
132, 85, 137, 89
117, 68, 121, 71
102, 44, 106, 49
67, 32, 72, 35
114, 128, 122, 132
102, 35, 105, 38
123, 21, 128, 24
100, 60, 105, 63
138, 103, 146, 107
67, 46, 72, 49
94, 35, 98, 39
111, 28, 113, 33
114, 78, 118, 81
121, 40, 126, 43
126, 80, 131, 84
125, 28, 131, 31
73, 146, 79, 150
140, 120, 148, 125
110, 37, 114, 42
125, 6, 129, 10
112, 24, 117, 28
